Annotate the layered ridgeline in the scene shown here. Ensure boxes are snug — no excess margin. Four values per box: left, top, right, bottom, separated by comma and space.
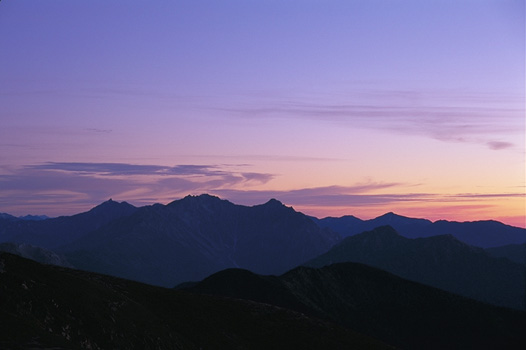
313, 212, 526, 248
305, 226, 525, 310
180, 262, 526, 350
1, 195, 339, 287
0, 252, 387, 350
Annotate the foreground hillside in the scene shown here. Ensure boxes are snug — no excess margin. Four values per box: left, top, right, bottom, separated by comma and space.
182, 263, 526, 350
0, 252, 388, 350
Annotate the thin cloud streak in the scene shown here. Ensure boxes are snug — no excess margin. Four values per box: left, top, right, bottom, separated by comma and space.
1, 162, 524, 226
214, 187, 525, 209
218, 89, 523, 150
28, 162, 274, 182
0, 162, 275, 215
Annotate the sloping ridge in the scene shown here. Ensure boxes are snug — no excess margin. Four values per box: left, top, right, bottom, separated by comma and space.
0, 252, 388, 350
182, 261, 526, 350
305, 225, 525, 309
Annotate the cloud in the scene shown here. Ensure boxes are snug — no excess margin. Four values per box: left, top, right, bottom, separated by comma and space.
85, 128, 112, 133
213, 187, 433, 208
0, 162, 274, 215
212, 186, 526, 215
28, 162, 264, 178
486, 141, 514, 150
1, 165, 524, 226
218, 89, 522, 149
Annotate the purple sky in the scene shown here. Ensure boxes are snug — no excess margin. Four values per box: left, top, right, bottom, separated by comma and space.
1, 1, 525, 227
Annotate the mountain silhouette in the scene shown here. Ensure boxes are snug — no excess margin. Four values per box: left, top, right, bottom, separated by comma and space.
314, 212, 526, 248
305, 225, 525, 309
181, 261, 526, 350
0, 252, 387, 350
58, 194, 340, 286
0, 199, 137, 249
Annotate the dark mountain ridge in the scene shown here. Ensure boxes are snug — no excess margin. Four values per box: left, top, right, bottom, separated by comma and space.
182, 261, 526, 350
305, 225, 525, 309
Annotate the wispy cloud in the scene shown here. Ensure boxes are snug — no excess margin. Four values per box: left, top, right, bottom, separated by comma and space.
218, 89, 523, 150
27, 162, 274, 182
85, 128, 112, 133
486, 141, 514, 150
0, 162, 274, 215
1, 165, 524, 226
213, 186, 525, 215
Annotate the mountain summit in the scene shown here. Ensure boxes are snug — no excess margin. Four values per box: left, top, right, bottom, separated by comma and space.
57, 195, 340, 286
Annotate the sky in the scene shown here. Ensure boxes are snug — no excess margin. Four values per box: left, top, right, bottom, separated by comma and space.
0, 0, 525, 227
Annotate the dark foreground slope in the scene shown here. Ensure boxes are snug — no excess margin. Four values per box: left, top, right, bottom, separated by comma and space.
182, 263, 526, 350
306, 226, 525, 310
0, 253, 387, 350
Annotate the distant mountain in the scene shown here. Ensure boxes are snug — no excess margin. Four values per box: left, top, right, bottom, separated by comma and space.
0, 213, 18, 221
181, 262, 526, 350
486, 243, 526, 265
0, 252, 385, 350
59, 194, 340, 287
0, 199, 137, 249
305, 226, 525, 309
18, 214, 50, 221
0, 242, 72, 267
314, 212, 526, 248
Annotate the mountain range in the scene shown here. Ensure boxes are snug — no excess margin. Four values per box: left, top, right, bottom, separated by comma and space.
1, 194, 524, 297
1, 195, 526, 348
32, 195, 338, 286
0, 198, 138, 249
313, 212, 526, 248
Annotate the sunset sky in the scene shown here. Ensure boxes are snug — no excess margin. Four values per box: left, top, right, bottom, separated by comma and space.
1, 1, 524, 227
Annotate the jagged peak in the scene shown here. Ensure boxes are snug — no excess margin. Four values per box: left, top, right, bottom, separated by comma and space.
167, 194, 234, 210
89, 199, 136, 213
264, 198, 284, 206
179, 194, 222, 202
376, 212, 404, 220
